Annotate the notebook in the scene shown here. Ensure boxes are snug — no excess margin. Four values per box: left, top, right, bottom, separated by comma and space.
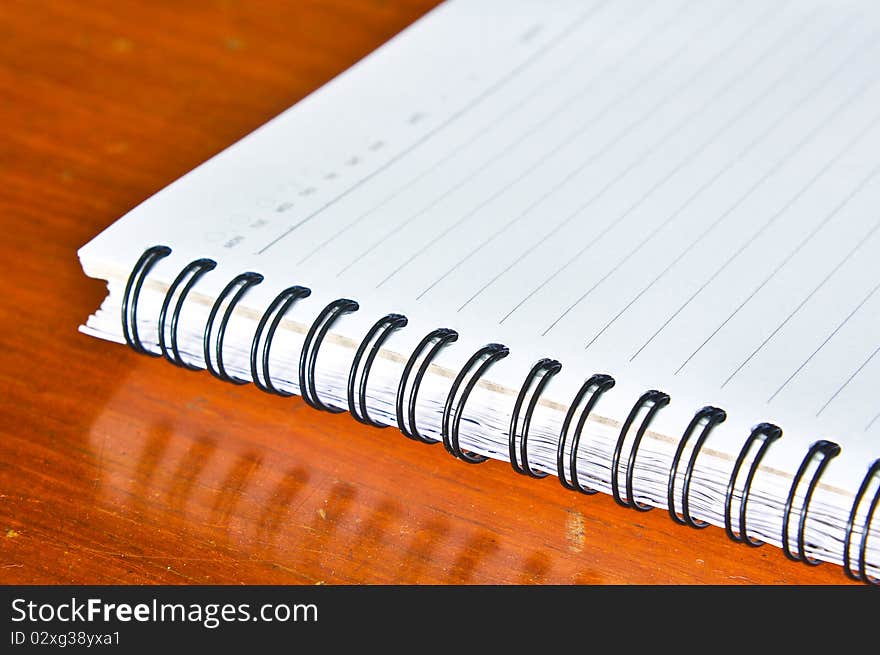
78, 0, 880, 583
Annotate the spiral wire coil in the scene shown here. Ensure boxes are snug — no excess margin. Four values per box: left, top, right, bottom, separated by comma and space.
118, 245, 874, 583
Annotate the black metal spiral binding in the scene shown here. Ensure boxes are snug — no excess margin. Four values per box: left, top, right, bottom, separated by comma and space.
158, 258, 217, 369
298, 298, 359, 413
610, 389, 671, 511
441, 343, 509, 464
121, 245, 172, 355
203, 272, 264, 384
120, 245, 878, 584
395, 328, 459, 444
843, 459, 880, 585
781, 440, 841, 565
347, 313, 408, 427
509, 359, 562, 478
724, 422, 783, 546
668, 406, 727, 528
556, 374, 615, 495
249, 286, 312, 396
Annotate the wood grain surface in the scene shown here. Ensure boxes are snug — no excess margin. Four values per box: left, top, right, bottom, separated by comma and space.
0, 0, 854, 584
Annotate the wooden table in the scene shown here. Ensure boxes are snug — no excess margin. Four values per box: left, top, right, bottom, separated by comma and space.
0, 0, 852, 585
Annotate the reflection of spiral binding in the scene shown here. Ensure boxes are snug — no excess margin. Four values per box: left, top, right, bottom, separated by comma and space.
121, 246, 875, 583
442, 343, 509, 464
348, 313, 408, 427
843, 459, 880, 585
781, 440, 840, 564
611, 390, 670, 511
724, 423, 782, 546
509, 358, 561, 478
668, 406, 726, 528
557, 374, 615, 495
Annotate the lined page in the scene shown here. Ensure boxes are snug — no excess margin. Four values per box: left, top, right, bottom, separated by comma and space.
80, 0, 880, 492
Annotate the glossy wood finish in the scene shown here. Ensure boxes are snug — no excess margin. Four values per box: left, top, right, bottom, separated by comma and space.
0, 0, 852, 584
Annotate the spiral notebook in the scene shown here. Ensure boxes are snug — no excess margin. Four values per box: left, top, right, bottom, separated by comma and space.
78, 0, 880, 583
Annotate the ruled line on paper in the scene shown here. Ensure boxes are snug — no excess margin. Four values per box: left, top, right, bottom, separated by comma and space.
461, 6, 827, 318
536, 7, 819, 337
721, 218, 880, 388
673, 124, 880, 376
295, 0, 620, 267
333, 0, 688, 279
415, 1, 784, 305
629, 36, 880, 363
817, 343, 880, 417
254, 0, 607, 256
767, 276, 880, 403
501, 12, 856, 329
866, 410, 880, 432
373, 0, 713, 290
582, 14, 857, 352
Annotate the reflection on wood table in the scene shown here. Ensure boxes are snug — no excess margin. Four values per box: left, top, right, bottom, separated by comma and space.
0, 0, 851, 584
